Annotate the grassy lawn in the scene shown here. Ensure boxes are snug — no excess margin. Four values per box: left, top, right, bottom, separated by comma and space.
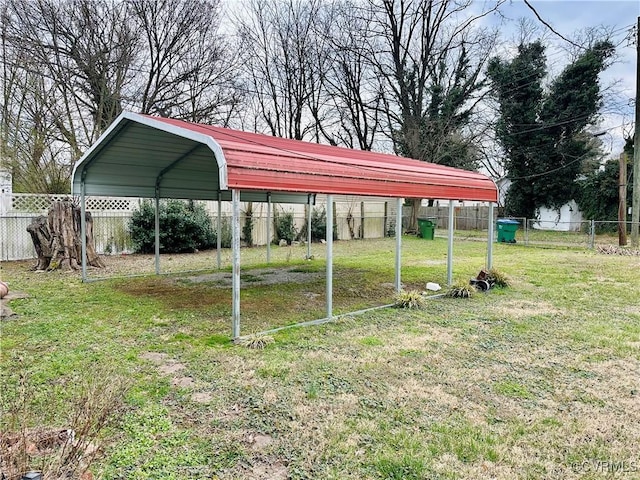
1, 237, 639, 479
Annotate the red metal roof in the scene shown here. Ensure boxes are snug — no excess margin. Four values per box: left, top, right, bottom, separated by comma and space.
147, 116, 497, 202
72, 112, 497, 202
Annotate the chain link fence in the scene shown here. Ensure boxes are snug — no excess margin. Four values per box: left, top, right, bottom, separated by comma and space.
423, 216, 630, 249
2, 197, 638, 263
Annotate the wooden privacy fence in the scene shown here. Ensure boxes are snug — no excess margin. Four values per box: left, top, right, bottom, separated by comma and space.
410, 205, 495, 231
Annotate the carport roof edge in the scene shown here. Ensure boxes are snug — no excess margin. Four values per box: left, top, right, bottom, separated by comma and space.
71, 111, 498, 203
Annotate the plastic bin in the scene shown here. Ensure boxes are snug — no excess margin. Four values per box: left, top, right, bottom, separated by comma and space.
417, 218, 436, 240
496, 218, 519, 243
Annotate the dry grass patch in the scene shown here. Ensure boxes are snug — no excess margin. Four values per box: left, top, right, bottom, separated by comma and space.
622, 305, 640, 315
490, 299, 562, 319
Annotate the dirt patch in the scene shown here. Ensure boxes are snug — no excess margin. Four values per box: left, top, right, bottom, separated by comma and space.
139, 352, 169, 364
158, 362, 186, 375
623, 305, 640, 316
491, 300, 560, 318
118, 280, 229, 310
140, 351, 193, 389
244, 432, 274, 451
218, 404, 244, 421
191, 392, 214, 404
172, 376, 195, 388
242, 461, 288, 480
181, 267, 324, 287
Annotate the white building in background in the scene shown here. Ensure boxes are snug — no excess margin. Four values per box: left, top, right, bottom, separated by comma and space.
0, 168, 11, 214
533, 200, 583, 231
496, 177, 584, 232
495, 177, 510, 207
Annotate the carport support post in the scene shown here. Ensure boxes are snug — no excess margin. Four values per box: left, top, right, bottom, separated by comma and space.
154, 190, 160, 275
266, 193, 271, 263
326, 194, 333, 319
80, 180, 87, 282
232, 189, 241, 339
216, 195, 221, 269
487, 203, 495, 270
447, 200, 455, 286
307, 194, 312, 259
395, 197, 402, 292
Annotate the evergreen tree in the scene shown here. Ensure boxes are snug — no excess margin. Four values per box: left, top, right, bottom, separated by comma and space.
487, 40, 614, 218
577, 138, 633, 225
487, 42, 546, 218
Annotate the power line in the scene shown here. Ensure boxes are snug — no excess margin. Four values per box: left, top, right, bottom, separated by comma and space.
501, 122, 628, 181
523, 0, 587, 50
506, 151, 596, 181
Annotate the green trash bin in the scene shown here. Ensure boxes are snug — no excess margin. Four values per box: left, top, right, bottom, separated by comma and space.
496, 218, 519, 243
417, 218, 435, 240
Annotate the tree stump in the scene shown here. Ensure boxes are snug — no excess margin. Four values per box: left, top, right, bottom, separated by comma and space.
27, 215, 53, 270
27, 200, 105, 271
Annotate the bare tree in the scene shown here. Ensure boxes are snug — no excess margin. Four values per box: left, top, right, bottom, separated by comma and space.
9, 0, 137, 140
2, 0, 137, 192
2, 0, 241, 193
129, 0, 242, 125
7, 72, 72, 193
2, 5, 79, 192
235, 0, 325, 140
1, 2, 24, 173
317, 1, 383, 150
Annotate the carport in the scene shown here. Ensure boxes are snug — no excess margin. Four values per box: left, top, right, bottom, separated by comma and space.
72, 112, 498, 338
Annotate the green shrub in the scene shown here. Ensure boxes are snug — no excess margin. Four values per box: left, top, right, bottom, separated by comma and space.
273, 209, 298, 245
242, 210, 253, 247
298, 206, 338, 242
129, 200, 217, 253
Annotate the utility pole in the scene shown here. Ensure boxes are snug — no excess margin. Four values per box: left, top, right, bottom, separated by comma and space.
632, 16, 640, 247
619, 153, 627, 246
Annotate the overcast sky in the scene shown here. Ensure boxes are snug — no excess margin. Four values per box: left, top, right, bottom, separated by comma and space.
492, 0, 639, 157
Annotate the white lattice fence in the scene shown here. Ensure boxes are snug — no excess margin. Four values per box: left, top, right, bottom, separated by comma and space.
11, 194, 141, 212
1, 194, 142, 260
0, 214, 40, 261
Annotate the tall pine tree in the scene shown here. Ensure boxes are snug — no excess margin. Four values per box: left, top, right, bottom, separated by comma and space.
487, 40, 614, 218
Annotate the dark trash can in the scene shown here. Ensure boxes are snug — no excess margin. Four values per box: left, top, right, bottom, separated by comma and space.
417, 218, 436, 240
496, 218, 519, 243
